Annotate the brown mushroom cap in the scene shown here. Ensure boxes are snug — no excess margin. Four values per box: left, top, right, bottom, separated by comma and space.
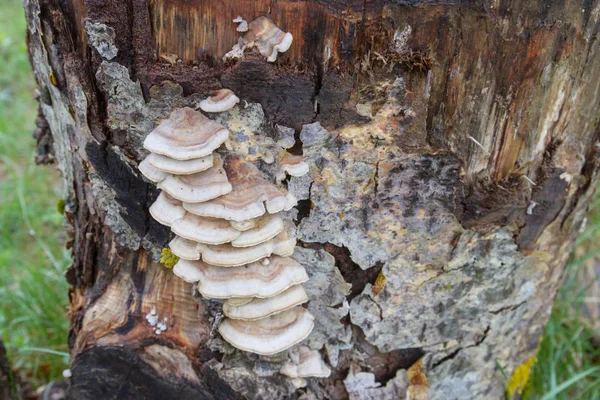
149, 192, 186, 226
199, 89, 240, 113
197, 230, 296, 267
147, 152, 214, 175
183, 156, 296, 221
218, 307, 314, 355
223, 285, 309, 320
143, 107, 229, 160
175, 256, 309, 299
171, 214, 241, 245
158, 154, 232, 203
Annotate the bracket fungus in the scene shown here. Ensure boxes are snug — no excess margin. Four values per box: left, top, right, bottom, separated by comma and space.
280, 345, 332, 379
143, 107, 229, 160
149, 192, 186, 226
158, 154, 232, 203
171, 214, 241, 245
146, 152, 214, 175
218, 307, 314, 355
223, 285, 309, 320
175, 257, 308, 299
183, 156, 297, 221
243, 17, 293, 62
199, 89, 240, 113
139, 103, 330, 382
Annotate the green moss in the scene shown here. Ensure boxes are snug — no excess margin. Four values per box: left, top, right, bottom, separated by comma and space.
160, 248, 179, 269
56, 199, 66, 214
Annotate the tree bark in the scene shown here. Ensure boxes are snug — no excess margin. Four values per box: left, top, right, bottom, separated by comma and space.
24, 0, 600, 399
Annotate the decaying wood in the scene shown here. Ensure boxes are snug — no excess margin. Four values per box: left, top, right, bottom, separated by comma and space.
24, 0, 600, 398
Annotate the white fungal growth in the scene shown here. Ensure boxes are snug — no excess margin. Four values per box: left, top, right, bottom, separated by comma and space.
139, 102, 329, 378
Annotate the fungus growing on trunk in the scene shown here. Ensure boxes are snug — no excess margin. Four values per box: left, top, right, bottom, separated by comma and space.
280, 345, 332, 378
183, 155, 296, 221
149, 192, 186, 226
218, 307, 314, 355
138, 104, 330, 379
223, 285, 309, 320
243, 17, 293, 62
143, 107, 229, 159
146, 152, 214, 175
158, 154, 232, 203
199, 89, 240, 113
171, 214, 241, 245
175, 257, 309, 299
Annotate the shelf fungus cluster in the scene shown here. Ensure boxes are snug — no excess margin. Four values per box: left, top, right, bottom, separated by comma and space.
138, 92, 330, 385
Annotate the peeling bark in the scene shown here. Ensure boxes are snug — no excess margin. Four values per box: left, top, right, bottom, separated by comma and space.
24, 0, 600, 399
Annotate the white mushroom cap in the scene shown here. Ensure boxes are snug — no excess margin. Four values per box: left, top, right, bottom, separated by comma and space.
147, 152, 214, 175
231, 214, 284, 248
171, 214, 241, 245
158, 154, 232, 203
230, 219, 256, 231
139, 157, 168, 183
223, 285, 309, 320
183, 156, 295, 221
280, 345, 332, 378
218, 307, 314, 355
149, 192, 186, 226
169, 236, 200, 260
197, 230, 296, 267
173, 258, 205, 283
280, 153, 309, 177
176, 256, 308, 299
143, 107, 229, 160
199, 89, 240, 113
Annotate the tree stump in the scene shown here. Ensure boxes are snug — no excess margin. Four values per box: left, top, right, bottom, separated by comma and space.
23, 0, 600, 398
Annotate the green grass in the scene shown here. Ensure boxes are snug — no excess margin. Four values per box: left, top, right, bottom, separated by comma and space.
525, 188, 600, 399
1, 0, 600, 396
0, 0, 70, 388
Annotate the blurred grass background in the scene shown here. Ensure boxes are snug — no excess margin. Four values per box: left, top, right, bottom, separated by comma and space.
0, 0, 70, 389
0, 0, 599, 397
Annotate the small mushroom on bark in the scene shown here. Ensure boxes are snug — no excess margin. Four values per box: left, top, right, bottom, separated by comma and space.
143, 107, 229, 160
223, 285, 309, 320
280, 345, 332, 379
199, 89, 240, 113
174, 256, 309, 299
243, 17, 293, 62
280, 153, 309, 177
218, 307, 314, 355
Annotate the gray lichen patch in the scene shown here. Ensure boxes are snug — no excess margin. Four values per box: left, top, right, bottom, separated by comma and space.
292, 247, 352, 366
88, 173, 141, 250
343, 369, 409, 400
84, 20, 118, 60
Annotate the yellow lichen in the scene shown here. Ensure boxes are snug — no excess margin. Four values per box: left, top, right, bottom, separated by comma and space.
49, 70, 57, 86
160, 248, 179, 269
372, 271, 387, 296
506, 338, 541, 397
407, 358, 429, 400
